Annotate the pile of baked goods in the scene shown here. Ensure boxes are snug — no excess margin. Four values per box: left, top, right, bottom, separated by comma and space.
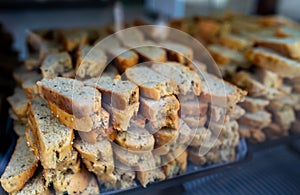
169, 13, 300, 143
1, 23, 247, 194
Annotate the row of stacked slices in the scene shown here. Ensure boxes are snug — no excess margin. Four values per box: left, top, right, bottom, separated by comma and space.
169, 13, 300, 142
2, 13, 300, 194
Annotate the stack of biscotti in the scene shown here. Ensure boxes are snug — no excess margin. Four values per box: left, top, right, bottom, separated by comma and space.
173, 14, 300, 143
1, 24, 248, 194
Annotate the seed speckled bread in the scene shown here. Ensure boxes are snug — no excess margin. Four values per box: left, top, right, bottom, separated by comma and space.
200, 72, 247, 107
41, 52, 73, 79
218, 34, 251, 51
140, 95, 180, 130
246, 47, 300, 78
161, 41, 193, 64
74, 138, 114, 175
115, 127, 155, 151
7, 87, 29, 118
238, 111, 272, 129
125, 66, 178, 100
81, 174, 100, 195
152, 62, 201, 96
37, 77, 104, 132
12, 172, 51, 195
13, 122, 26, 136
27, 98, 74, 169
60, 29, 89, 52
162, 150, 188, 179
78, 126, 117, 144
84, 76, 139, 111
21, 73, 42, 99
0, 137, 39, 193
239, 97, 270, 113
179, 100, 208, 117
76, 45, 107, 79
25, 127, 39, 157
182, 115, 207, 129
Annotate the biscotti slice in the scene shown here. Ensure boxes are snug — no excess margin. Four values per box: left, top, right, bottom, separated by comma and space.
239, 97, 270, 113
152, 62, 201, 95
113, 146, 153, 167
103, 102, 138, 131
37, 77, 103, 131
21, 72, 42, 99
182, 115, 207, 129
12, 172, 51, 195
263, 123, 287, 139
162, 150, 188, 178
81, 175, 100, 195
115, 127, 155, 151
255, 37, 300, 59
208, 105, 227, 123
84, 76, 139, 111
275, 26, 300, 38
117, 27, 144, 46
0, 137, 39, 193
24, 53, 40, 71
13, 121, 26, 137
41, 52, 73, 79
75, 45, 107, 79
78, 126, 117, 144
49, 166, 92, 195
28, 98, 74, 169
245, 47, 300, 78
254, 67, 283, 89
60, 29, 89, 51
107, 47, 139, 73
208, 44, 249, 68
8, 108, 27, 125
180, 100, 208, 117
229, 105, 246, 120
232, 71, 266, 97
100, 162, 136, 190
125, 66, 178, 100
189, 127, 212, 147
25, 127, 38, 157
132, 41, 167, 62
74, 138, 114, 175
270, 105, 295, 130
238, 111, 272, 129
161, 41, 193, 64
218, 34, 251, 51
200, 72, 247, 107
7, 87, 29, 118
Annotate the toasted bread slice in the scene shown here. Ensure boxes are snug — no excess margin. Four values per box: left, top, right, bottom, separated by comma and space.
246, 47, 300, 78
152, 62, 201, 96
27, 98, 74, 169
41, 52, 73, 79
125, 66, 178, 100
0, 137, 39, 193
161, 41, 193, 64
74, 138, 114, 175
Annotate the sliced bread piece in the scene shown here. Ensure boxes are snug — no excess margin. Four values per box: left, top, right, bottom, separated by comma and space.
275, 26, 300, 38
238, 111, 272, 129
115, 127, 155, 151
189, 127, 212, 147
103, 102, 139, 131
200, 72, 247, 107
182, 115, 207, 129
245, 47, 300, 78
161, 41, 193, 64
21, 73, 42, 99
75, 45, 107, 79
208, 44, 249, 68
60, 29, 89, 51
7, 87, 29, 118
0, 137, 39, 193
84, 76, 139, 111
27, 98, 74, 169
74, 138, 114, 175
180, 100, 208, 117
78, 126, 117, 144
81, 175, 100, 195
254, 67, 283, 89
162, 150, 188, 178
255, 37, 300, 59
229, 105, 246, 120
218, 34, 251, 51
152, 62, 201, 96
239, 97, 270, 113
25, 127, 38, 157
12, 172, 51, 195
125, 66, 178, 100
8, 108, 27, 125
140, 95, 180, 130
40, 52, 73, 79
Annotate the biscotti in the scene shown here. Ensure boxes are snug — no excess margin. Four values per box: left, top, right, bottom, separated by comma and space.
125, 66, 178, 100
7, 87, 29, 118
0, 137, 39, 193
28, 97, 74, 169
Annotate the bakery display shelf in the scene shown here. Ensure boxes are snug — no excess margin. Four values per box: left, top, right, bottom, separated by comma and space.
249, 132, 300, 152
0, 118, 250, 195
